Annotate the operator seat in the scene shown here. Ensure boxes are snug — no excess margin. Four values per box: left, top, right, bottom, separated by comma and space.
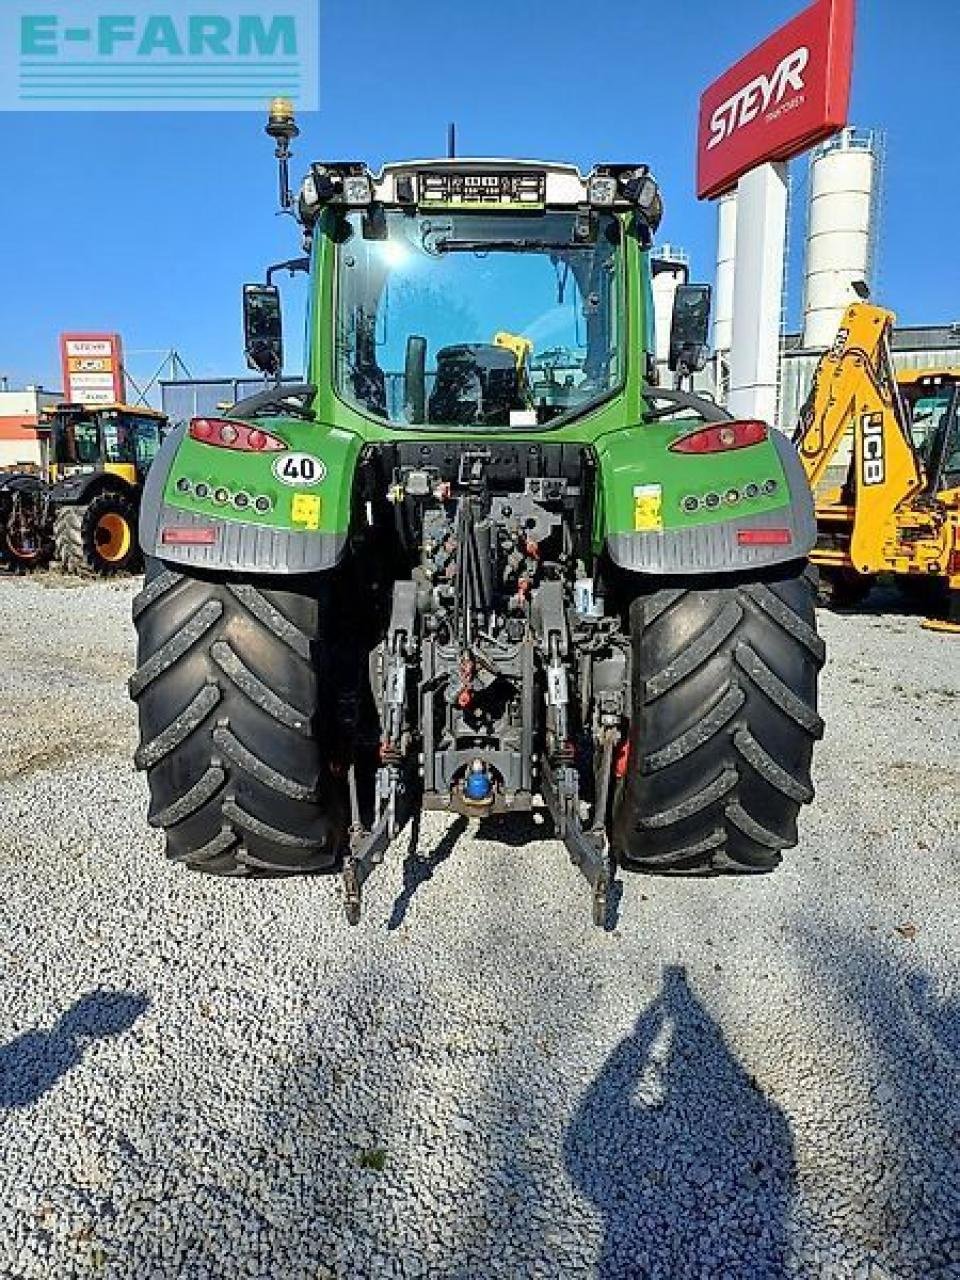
428, 344, 523, 425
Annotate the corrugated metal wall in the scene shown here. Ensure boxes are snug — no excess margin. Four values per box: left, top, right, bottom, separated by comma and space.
779, 344, 960, 436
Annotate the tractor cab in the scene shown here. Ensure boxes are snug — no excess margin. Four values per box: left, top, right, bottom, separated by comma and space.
27, 402, 169, 575
39, 403, 167, 488
241, 154, 693, 431
897, 371, 960, 495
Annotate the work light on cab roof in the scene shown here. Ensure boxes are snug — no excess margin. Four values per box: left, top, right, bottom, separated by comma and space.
289, 148, 662, 256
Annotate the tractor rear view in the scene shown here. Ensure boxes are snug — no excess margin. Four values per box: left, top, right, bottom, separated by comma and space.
0, 402, 167, 575
129, 102, 825, 926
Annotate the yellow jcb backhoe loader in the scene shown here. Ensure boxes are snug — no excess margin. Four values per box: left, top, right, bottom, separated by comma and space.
793, 302, 960, 631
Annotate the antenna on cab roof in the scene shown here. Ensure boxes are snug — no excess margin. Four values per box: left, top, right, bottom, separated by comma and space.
447, 122, 456, 159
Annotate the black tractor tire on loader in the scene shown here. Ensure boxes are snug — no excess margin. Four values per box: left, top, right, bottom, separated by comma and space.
817, 567, 873, 609
1, 530, 53, 573
54, 489, 142, 575
613, 562, 825, 874
130, 558, 348, 875
1, 515, 52, 574
0, 482, 53, 573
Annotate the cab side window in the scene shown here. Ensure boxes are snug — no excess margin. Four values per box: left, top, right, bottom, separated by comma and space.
73, 418, 100, 465
130, 415, 162, 468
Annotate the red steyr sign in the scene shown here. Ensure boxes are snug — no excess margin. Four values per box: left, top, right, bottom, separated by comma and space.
697, 0, 854, 200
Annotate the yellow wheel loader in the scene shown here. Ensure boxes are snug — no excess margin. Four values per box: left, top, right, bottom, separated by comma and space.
0, 402, 168, 575
793, 302, 960, 630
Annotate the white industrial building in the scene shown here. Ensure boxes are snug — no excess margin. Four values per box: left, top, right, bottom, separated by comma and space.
800, 128, 880, 349
704, 125, 960, 434
0, 386, 61, 469
780, 322, 960, 433
712, 128, 881, 427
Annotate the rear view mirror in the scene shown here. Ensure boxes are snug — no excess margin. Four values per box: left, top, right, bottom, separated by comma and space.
243, 283, 284, 378
668, 283, 712, 375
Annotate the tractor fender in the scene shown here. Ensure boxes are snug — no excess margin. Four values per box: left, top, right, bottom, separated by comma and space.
138, 418, 356, 576
604, 429, 816, 575
48, 471, 126, 507
0, 471, 45, 496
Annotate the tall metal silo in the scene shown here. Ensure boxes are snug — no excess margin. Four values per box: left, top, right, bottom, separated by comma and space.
650, 243, 690, 366
802, 128, 881, 349
713, 189, 738, 356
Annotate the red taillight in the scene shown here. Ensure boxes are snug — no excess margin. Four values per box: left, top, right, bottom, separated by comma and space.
737, 528, 792, 547
188, 418, 286, 451
161, 526, 218, 546
670, 420, 768, 454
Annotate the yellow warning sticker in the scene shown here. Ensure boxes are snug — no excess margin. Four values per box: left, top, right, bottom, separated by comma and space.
291, 493, 322, 531
633, 483, 663, 532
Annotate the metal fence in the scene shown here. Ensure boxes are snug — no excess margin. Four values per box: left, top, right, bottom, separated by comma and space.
159, 378, 304, 428
160, 334, 960, 438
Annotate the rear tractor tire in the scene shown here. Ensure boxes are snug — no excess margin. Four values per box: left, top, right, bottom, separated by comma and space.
0, 488, 53, 573
130, 558, 348, 876
54, 489, 141, 575
613, 563, 825, 875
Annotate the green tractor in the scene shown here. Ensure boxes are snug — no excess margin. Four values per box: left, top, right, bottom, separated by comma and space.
129, 103, 824, 925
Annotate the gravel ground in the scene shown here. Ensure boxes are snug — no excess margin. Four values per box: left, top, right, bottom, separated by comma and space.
0, 573, 957, 1279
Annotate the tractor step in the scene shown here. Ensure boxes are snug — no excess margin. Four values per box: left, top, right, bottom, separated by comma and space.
341, 761, 410, 925
540, 731, 619, 930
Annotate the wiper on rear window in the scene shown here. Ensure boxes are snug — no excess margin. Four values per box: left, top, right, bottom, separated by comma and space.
431, 238, 594, 254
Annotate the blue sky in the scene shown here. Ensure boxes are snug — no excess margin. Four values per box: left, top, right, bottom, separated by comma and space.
1, 0, 958, 391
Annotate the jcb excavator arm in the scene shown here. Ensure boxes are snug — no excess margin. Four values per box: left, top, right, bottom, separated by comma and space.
793, 302, 925, 574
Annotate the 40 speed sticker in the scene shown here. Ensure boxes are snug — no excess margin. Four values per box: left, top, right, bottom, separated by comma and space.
272, 452, 327, 487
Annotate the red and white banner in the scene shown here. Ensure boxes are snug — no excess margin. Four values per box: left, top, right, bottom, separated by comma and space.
697, 0, 854, 200
59, 332, 126, 405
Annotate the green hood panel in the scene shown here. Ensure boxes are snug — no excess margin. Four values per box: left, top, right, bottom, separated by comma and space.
158, 411, 803, 558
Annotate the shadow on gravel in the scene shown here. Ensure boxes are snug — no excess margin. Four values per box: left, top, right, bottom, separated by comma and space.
387, 814, 469, 930
474, 811, 555, 846
387, 808, 566, 929
799, 925, 960, 1273
565, 965, 795, 1277
474, 810, 623, 929
817, 580, 948, 622
0, 989, 148, 1110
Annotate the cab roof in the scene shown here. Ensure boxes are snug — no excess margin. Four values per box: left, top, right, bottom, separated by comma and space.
897, 368, 960, 385
44, 402, 166, 418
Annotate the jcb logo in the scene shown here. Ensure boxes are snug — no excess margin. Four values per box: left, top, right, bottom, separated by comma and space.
862, 412, 885, 486
68, 357, 111, 372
